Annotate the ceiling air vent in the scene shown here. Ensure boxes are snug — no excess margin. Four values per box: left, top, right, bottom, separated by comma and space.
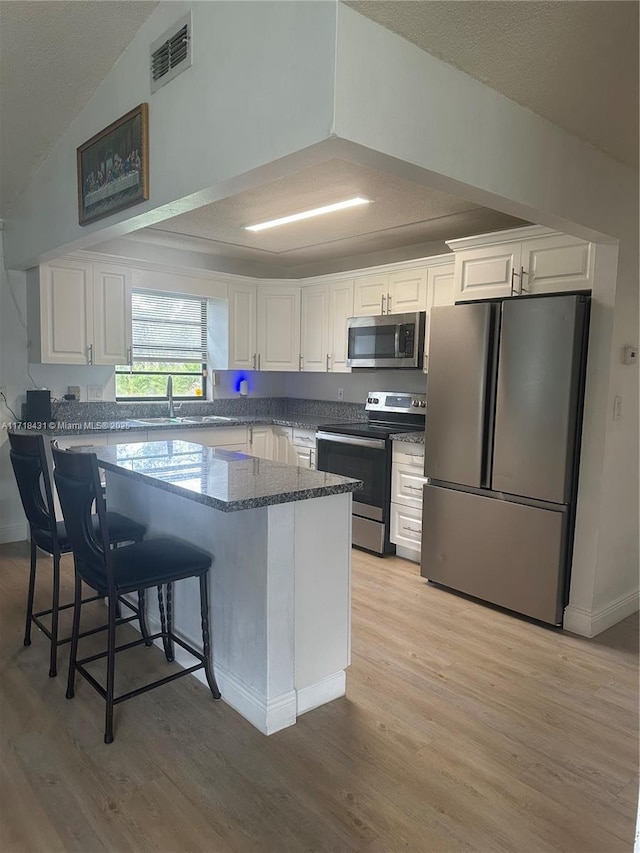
150, 13, 192, 94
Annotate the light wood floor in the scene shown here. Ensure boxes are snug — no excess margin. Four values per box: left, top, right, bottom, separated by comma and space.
0, 541, 637, 853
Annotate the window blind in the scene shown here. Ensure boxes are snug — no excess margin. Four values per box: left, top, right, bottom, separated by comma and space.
131, 290, 207, 363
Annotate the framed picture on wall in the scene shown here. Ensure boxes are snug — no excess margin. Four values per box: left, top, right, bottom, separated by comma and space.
77, 103, 149, 225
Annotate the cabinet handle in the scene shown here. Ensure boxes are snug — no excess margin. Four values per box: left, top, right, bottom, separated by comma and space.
381, 294, 386, 315
252, 353, 257, 370
299, 354, 304, 371
87, 344, 93, 364
387, 293, 391, 314
520, 266, 528, 293
510, 268, 519, 296
127, 346, 133, 367
405, 485, 422, 492
257, 353, 261, 371
326, 353, 330, 372
249, 427, 253, 444
402, 525, 421, 535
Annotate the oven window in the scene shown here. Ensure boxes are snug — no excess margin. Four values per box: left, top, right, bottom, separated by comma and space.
317, 440, 387, 508
348, 326, 397, 360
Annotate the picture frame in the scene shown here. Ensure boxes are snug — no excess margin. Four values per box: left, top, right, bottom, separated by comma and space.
77, 103, 149, 226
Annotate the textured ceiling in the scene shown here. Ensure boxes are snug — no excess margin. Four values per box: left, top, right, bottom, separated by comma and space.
0, 0, 158, 213
346, 0, 639, 170
116, 159, 527, 276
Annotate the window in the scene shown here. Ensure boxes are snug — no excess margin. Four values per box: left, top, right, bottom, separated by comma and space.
116, 290, 207, 400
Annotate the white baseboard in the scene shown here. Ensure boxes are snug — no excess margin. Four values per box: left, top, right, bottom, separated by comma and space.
296, 671, 346, 716
0, 523, 27, 544
138, 609, 297, 735
564, 587, 639, 637
395, 545, 420, 564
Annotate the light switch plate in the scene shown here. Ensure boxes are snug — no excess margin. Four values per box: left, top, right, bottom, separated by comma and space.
87, 385, 103, 401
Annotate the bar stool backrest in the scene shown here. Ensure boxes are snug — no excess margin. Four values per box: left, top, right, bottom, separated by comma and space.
52, 447, 113, 594
9, 432, 57, 546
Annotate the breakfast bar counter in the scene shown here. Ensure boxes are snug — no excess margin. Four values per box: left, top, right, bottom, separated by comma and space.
91, 439, 361, 735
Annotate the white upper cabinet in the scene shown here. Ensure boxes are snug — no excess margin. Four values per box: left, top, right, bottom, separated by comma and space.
424, 262, 455, 372
387, 269, 427, 314
448, 226, 594, 302
354, 270, 428, 316
228, 282, 257, 370
300, 284, 330, 372
27, 259, 131, 365
256, 286, 301, 371
300, 279, 354, 373
92, 263, 132, 365
353, 274, 389, 316
328, 280, 354, 373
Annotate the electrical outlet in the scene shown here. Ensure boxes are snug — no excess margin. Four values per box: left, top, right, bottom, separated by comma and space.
337, 387, 344, 400
613, 395, 623, 421
87, 385, 103, 401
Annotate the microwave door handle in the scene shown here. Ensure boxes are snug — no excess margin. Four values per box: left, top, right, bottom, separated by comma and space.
396, 324, 406, 357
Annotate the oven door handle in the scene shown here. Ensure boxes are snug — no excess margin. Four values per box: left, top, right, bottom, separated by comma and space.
316, 431, 386, 450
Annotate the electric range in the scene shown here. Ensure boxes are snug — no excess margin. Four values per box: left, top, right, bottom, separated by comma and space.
316, 391, 426, 555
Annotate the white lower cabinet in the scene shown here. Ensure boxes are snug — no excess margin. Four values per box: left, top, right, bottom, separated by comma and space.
248, 426, 273, 459
390, 441, 426, 562
272, 427, 293, 463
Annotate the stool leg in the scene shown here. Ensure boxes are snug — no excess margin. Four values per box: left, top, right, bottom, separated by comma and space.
66, 572, 82, 699
165, 582, 174, 662
137, 589, 153, 647
49, 553, 60, 677
199, 574, 221, 700
104, 592, 117, 744
24, 537, 37, 646
157, 585, 172, 663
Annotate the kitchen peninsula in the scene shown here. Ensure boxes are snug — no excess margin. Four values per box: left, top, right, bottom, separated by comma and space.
91, 439, 361, 735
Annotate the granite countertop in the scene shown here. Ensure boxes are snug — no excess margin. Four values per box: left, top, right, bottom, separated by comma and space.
90, 440, 362, 512
390, 431, 425, 444
23, 414, 354, 437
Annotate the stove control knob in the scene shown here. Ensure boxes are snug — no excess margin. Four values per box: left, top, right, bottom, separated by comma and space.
420, 401, 426, 408
367, 397, 373, 403
373, 398, 379, 404
412, 400, 419, 407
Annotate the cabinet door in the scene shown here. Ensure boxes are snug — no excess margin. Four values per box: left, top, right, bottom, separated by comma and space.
353, 275, 388, 316
390, 502, 422, 554
328, 280, 354, 373
40, 262, 93, 364
272, 427, 292, 463
256, 287, 301, 371
388, 269, 427, 314
93, 264, 132, 365
454, 243, 521, 302
424, 262, 455, 371
392, 462, 427, 509
300, 284, 329, 372
248, 426, 273, 459
292, 447, 312, 469
521, 235, 593, 295
229, 283, 257, 370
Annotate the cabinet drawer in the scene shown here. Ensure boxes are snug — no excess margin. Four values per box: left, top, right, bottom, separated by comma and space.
392, 441, 425, 468
392, 463, 427, 508
292, 428, 316, 447
390, 503, 423, 550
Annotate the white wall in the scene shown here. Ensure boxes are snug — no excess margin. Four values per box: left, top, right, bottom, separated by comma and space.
333, 4, 639, 634
284, 369, 425, 404
4, 1, 338, 269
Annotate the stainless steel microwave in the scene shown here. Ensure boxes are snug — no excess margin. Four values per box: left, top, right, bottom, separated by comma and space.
346, 312, 425, 369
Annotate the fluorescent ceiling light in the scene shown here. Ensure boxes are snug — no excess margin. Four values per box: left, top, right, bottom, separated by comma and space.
245, 197, 371, 232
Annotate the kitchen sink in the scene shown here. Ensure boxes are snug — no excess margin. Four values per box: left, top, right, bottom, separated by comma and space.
178, 415, 237, 424
130, 417, 184, 425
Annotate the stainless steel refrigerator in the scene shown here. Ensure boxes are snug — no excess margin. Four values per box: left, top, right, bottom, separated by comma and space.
421, 293, 589, 625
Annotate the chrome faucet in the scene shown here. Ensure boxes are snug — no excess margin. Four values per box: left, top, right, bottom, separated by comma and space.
166, 375, 177, 418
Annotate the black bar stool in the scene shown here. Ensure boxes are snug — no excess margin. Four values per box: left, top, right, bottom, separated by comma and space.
8, 432, 148, 677
52, 446, 221, 744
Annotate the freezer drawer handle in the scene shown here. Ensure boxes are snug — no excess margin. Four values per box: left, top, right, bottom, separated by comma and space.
402, 524, 421, 534
316, 431, 386, 450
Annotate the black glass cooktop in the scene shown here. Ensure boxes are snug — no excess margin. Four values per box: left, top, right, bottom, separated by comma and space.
317, 421, 424, 439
